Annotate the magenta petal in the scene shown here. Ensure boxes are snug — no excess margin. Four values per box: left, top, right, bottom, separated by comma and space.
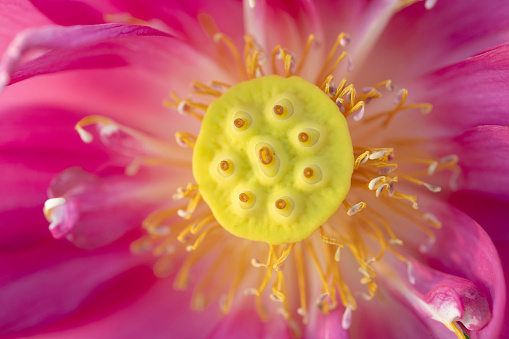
21, 275, 220, 339
0, 23, 169, 89
46, 166, 176, 249
361, 0, 509, 83
0, 238, 146, 336
0, 106, 113, 250
107, 0, 244, 57
416, 44, 509, 135
29, 0, 107, 25
0, 0, 51, 53
209, 307, 291, 339
407, 259, 491, 331
419, 199, 507, 338
305, 307, 349, 339
445, 125, 509, 201
349, 288, 435, 338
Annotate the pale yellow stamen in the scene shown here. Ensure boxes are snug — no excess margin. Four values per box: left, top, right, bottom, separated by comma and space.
213, 33, 247, 80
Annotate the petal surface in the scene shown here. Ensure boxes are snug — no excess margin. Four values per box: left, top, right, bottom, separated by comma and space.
358, 0, 509, 84
444, 125, 509, 202
414, 44, 509, 136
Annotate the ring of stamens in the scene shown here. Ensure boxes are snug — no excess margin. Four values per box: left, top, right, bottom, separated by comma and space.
123, 25, 459, 338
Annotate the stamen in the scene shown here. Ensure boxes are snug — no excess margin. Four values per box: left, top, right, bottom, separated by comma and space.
347, 202, 366, 216
190, 215, 216, 234
175, 132, 197, 148
295, 34, 316, 75
399, 174, 441, 192
295, 243, 308, 324
213, 33, 247, 80
273, 243, 295, 271
166, 98, 205, 121
342, 307, 353, 330
315, 32, 349, 84
191, 81, 223, 97
305, 241, 332, 308
186, 225, 221, 251
221, 248, 249, 313
363, 88, 433, 126
177, 192, 202, 220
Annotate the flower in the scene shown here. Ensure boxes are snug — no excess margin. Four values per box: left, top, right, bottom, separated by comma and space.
1, 0, 508, 338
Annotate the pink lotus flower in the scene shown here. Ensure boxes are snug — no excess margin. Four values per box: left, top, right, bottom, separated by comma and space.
1, 0, 508, 338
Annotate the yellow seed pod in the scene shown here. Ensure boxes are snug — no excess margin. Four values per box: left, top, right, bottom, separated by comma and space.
193, 75, 354, 245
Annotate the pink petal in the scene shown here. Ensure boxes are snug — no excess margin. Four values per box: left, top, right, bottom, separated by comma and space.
415, 44, 509, 135
0, 23, 168, 90
419, 198, 507, 338
349, 287, 436, 338
46, 166, 186, 250
209, 307, 291, 339
0, 0, 51, 54
408, 259, 491, 331
0, 106, 113, 250
106, 0, 245, 60
0, 237, 147, 336
445, 125, 509, 201
358, 0, 509, 84
0, 29, 227, 138
29, 0, 109, 25
21, 274, 219, 339
305, 307, 349, 339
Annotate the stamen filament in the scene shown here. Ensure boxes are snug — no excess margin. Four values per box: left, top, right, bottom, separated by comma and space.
295, 34, 315, 75
295, 243, 308, 323
213, 33, 247, 80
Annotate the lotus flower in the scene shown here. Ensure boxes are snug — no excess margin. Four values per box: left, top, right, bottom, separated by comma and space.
1, 0, 508, 338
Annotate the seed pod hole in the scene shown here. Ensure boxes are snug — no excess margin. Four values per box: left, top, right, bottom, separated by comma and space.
217, 159, 234, 177
272, 99, 294, 120
297, 128, 320, 147
274, 196, 294, 217
232, 111, 252, 132
238, 191, 256, 209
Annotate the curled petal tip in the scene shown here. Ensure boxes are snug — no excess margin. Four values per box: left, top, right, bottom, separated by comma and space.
0, 71, 9, 93
425, 0, 438, 10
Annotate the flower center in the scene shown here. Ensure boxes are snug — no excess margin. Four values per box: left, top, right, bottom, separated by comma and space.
193, 75, 353, 244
